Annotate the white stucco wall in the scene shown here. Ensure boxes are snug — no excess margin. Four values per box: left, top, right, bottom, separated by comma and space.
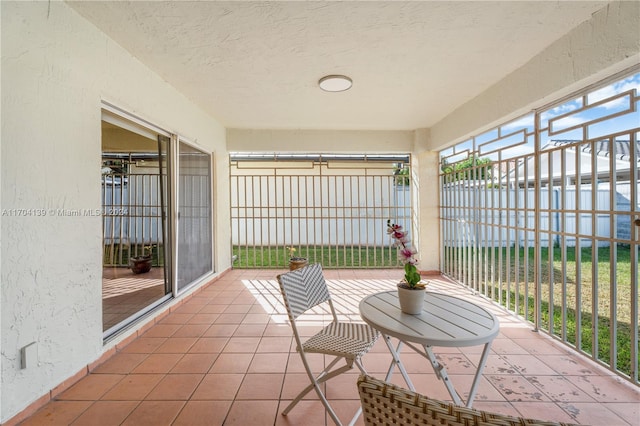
428, 0, 640, 151
1, 1, 229, 422
227, 128, 414, 153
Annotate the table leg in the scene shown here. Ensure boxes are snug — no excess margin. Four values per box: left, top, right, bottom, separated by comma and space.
424, 342, 493, 408
424, 346, 463, 406
465, 341, 493, 407
382, 334, 415, 391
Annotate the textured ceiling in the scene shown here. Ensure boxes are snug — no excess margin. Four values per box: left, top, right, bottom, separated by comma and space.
69, 1, 609, 130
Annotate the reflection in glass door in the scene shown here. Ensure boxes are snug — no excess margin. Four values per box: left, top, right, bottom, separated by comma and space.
101, 112, 172, 337
176, 141, 213, 291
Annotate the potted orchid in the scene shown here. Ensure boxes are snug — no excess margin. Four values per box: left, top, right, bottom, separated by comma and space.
387, 220, 427, 314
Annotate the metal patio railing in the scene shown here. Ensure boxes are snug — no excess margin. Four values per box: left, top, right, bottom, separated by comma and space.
439, 67, 640, 385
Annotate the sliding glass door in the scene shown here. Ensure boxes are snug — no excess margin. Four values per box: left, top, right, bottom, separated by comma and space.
176, 141, 213, 291
101, 112, 172, 337
101, 106, 214, 337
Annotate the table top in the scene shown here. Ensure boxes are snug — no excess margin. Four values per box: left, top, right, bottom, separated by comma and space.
359, 291, 500, 347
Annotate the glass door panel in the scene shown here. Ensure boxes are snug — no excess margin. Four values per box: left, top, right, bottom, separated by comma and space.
177, 141, 213, 291
101, 115, 172, 337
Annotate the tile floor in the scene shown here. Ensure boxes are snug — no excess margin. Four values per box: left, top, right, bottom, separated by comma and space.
16, 269, 640, 426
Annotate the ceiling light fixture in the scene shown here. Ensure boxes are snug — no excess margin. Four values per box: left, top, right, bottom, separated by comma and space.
318, 75, 352, 92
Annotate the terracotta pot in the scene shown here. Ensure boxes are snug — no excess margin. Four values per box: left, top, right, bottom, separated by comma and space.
130, 256, 152, 274
289, 257, 308, 271
397, 284, 425, 314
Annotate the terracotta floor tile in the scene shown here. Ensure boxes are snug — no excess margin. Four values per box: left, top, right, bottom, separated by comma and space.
486, 374, 552, 402
511, 337, 570, 355
263, 323, 294, 337
524, 375, 596, 402
498, 354, 559, 376
257, 336, 294, 353
173, 303, 204, 314
233, 323, 268, 337
214, 313, 246, 324
20, 401, 92, 426
154, 337, 198, 353
482, 354, 519, 375
248, 353, 289, 373
285, 352, 325, 374
69, 401, 139, 426
281, 373, 323, 401
131, 353, 183, 374
433, 353, 476, 374
538, 354, 603, 375
187, 313, 221, 324
391, 352, 439, 374
198, 304, 228, 314
120, 400, 184, 425
324, 399, 363, 426
489, 338, 530, 355
223, 304, 252, 314
566, 375, 640, 402
191, 374, 244, 400
274, 400, 327, 426
203, 324, 238, 337
242, 313, 271, 324
210, 353, 254, 374
222, 336, 261, 353
120, 337, 167, 354
397, 373, 452, 401
602, 402, 640, 425
445, 373, 507, 403
559, 402, 630, 425
102, 374, 164, 400
359, 352, 394, 375
172, 323, 211, 338
172, 400, 232, 426
224, 400, 279, 426
57, 374, 124, 401
472, 401, 523, 418
91, 353, 148, 374
512, 401, 580, 424
249, 304, 272, 314
144, 374, 204, 400
189, 337, 229, 353
140, 323, 181, 338
324, 373, 360, 399
236, 373, 285, 400
170, 353, 217, 374
159, 313, 195, 325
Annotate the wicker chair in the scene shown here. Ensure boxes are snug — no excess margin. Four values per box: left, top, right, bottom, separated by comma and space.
357, 375, 578, 426
277, 264, 380, 426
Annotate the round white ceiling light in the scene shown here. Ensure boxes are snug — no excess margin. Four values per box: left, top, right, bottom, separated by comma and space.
318, 75, 352, 92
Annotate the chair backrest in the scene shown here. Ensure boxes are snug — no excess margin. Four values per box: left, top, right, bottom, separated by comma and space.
277, 263, 332, 319
357, 375, 577, 426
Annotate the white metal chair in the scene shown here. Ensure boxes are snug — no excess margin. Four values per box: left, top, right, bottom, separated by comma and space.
277, 263, 380, 426
357, 374, 578, 426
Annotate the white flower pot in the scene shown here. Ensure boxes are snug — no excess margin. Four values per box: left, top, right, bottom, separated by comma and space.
397, 284, 425, 314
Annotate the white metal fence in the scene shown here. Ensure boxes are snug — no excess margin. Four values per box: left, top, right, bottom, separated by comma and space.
230, 154, 413, 268
102, 173, 165, 265
440, 67, 640, 385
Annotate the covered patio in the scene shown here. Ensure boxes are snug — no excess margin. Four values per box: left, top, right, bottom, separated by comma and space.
16, 269, 639, 426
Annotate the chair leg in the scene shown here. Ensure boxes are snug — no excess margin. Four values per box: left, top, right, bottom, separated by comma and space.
282, 357, 353, 416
